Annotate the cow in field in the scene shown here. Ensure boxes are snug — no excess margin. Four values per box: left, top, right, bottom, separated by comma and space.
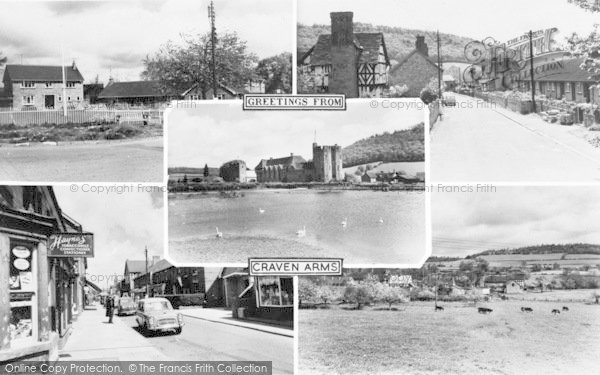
521, 307, 533, 313
478, 307, 493, 314
552, 309, 561, 315
435, 305, 444, 311
562, 306, 569, 311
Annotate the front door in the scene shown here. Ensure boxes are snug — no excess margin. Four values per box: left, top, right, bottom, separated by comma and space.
44, 95, 55, 109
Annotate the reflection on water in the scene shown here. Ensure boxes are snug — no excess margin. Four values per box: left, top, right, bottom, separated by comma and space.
169, 189, 425, 264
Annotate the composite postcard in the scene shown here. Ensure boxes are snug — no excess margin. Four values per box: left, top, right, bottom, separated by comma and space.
1, 0, 600, 375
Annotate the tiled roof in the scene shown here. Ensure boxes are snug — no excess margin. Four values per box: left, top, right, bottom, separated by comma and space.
255, 155, 307, 170
304, 33, 389, 66
3, 64, 84, 82
390, 49, 442, 74
125, 260, 147, 274
98, 80, 176, 99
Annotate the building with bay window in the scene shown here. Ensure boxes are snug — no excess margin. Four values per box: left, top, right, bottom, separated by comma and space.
0, 186, 91, 364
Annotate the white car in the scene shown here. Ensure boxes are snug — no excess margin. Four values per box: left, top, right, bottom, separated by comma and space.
135, 297, 183, 335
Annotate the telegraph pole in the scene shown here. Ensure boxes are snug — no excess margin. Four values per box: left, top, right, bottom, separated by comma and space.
528, 30, 536, 112
144, 246, 149, 298
208, 0, 218, 99
437, 30, 442, 96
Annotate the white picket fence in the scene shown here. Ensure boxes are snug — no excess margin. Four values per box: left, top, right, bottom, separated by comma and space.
0, 109, 164, 127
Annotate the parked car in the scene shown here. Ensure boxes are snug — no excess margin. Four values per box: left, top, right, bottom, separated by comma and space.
442, 93, 457, 106
117, 297, 137, 316
135, 298, 183, 335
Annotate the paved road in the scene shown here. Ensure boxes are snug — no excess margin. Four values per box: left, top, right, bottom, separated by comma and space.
0, 137, 163, 182
431, 95, 600, 181
120, 315, 294, 374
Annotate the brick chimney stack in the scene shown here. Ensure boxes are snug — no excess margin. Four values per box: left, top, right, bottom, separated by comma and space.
415, 35, 428, 56
330, 12, 354, 46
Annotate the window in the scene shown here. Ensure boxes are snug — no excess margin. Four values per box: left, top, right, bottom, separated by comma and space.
66, 82, 76, 88
76, 97, 80, 101
22, 96, 34, 105
58, 96, 62, 102
9, 240, 37, 344
45, 83, 53, 88
21, 81, 35, 88
257, 277, 293, 307
67, 97, 71, 101
216, 94, 225, 100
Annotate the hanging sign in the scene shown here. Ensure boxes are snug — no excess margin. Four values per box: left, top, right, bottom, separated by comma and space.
48, 233, 94, 258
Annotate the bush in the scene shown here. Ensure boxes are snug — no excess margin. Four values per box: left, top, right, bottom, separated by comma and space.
420, 88, 438, 105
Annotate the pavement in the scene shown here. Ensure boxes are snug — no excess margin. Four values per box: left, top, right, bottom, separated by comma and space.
178, 307, 294, 337
58, 303, 168, 361
0, 137, 163, 182
431, 95, 600, 181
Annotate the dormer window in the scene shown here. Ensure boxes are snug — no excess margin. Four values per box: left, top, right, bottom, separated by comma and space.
21, 81, 35, 88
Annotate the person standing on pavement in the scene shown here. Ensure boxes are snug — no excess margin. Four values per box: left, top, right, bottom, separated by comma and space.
106, 295, 115, 323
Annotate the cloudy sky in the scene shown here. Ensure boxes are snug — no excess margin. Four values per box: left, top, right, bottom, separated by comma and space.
0, 0, 293, 84
54, 186, 164, 289
433, 186, 600, 257
167, 100, 424, 168
298, 0, 598, 43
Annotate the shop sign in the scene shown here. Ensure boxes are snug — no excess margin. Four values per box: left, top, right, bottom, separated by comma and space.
49, 233, 94, 258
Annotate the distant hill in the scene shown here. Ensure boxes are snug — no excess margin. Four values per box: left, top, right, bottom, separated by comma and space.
297, 23, 475, 64
342, 123, 424, 167
467, 244, 600, 259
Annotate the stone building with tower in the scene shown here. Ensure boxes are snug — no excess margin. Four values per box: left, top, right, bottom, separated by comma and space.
255, 142, 343, 183
299, 12, 390, 98
388, 36, 443, 97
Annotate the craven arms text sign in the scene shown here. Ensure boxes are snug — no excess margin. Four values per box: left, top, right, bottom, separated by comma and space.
48, 233, 94, 257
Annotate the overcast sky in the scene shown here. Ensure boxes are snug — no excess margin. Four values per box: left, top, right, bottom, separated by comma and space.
54, 186, 164, 289
0, 0, 293, 84
298, 0, 598, 43
432, 186, 600, 257
168, 100, 424, 168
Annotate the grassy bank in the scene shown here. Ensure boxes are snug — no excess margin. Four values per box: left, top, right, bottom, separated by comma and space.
0, 122, 163, 143
299, 300, 600, 374
168, 182, 426, 193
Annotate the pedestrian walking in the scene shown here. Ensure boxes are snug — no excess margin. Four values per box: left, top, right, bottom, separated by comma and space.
106, 295, 115, 323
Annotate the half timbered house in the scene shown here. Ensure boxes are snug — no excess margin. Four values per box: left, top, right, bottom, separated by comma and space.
299, 12, 390, 98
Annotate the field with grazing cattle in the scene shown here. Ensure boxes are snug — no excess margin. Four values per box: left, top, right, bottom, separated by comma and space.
299, 299, 600, 374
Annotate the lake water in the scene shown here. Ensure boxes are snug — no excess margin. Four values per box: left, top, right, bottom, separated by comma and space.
169, 189, 425, 264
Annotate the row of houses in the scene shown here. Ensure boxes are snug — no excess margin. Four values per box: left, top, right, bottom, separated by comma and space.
0, 63, 267, 110
0, 186, 96, 363
299, 12, 442, 98
118, 261, 293, 327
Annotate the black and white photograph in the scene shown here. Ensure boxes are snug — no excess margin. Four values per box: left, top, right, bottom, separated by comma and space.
168, 101, 426, 264
0, 185, 293, 373
0, 0, 293, 182
421, 0, 600, 181
298, 186, 600, 375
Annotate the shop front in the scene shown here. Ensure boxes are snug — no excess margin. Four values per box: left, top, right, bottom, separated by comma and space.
0, 186, 91, 364
223, 269, 293, 327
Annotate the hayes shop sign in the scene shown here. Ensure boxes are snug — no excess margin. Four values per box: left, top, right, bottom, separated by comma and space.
49, 233, 94, 258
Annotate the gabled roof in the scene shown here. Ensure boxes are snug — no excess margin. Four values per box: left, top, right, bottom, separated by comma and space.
3, 64, 84, 82
149, 259, 173, 274
255, 155, 307, 170
390, 49, 443, 74
124, 260, 147, 275
303, 33, 390, 66
98, 80, 176, 99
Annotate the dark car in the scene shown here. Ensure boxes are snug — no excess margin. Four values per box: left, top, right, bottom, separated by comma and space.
442, 93, 457, 106
117, 297, 137, 316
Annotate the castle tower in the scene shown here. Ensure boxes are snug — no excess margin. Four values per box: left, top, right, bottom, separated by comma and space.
330, 145, 343, 181
312, 143, 325, 182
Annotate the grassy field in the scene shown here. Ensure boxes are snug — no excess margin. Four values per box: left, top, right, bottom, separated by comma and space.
299, 300, 600, 374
